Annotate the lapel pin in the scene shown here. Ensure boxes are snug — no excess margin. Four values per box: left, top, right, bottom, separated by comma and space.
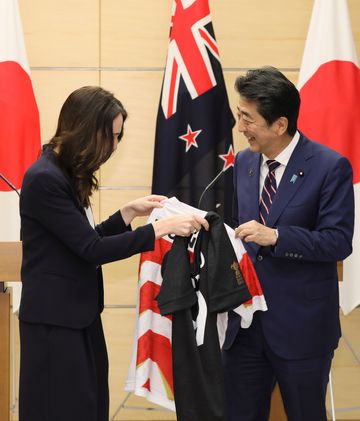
248, 169, 254, 177
298, 170, 304, 177
290, 174, 298, 184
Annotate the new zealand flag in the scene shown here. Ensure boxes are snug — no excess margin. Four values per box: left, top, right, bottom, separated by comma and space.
152, 0, 235, 225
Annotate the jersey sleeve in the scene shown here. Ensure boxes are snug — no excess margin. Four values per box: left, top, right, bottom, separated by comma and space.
156, 236, 197, 316
205, 212, 252, 313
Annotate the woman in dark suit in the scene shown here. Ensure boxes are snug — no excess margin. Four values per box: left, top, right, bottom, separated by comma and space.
18, 86, 208, 421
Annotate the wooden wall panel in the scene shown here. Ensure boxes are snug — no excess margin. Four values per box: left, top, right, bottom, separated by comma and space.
18, 0, 99, 67
100, 189, 150, 305
101, 0, 171, 67
18, 0, 360, 72
100, 72, 163, 187
90, 190, 101, 225
31, 71, 100, 143
212, 0, 313, 68
349, 0, 360, 58
99, 189, 150, 224
99, 0, 344, 70
103, 256, 140, 306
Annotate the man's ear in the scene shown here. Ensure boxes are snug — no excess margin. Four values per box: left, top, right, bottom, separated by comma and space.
274, 116, 288, 136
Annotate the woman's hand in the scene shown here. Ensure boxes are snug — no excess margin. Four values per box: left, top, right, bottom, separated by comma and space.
152, 214, 209, 239
121, 195, 167, 225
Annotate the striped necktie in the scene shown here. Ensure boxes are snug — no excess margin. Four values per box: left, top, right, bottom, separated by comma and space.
259, 160, 281, 225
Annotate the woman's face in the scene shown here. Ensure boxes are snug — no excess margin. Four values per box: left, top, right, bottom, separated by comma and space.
112, 113, 124, 151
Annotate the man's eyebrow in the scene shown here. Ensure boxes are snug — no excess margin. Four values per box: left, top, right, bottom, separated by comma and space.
236, 106, 251, 117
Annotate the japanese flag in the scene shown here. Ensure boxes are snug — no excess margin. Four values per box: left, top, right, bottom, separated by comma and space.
298, 0, 360, 314
0, 0, 41, 310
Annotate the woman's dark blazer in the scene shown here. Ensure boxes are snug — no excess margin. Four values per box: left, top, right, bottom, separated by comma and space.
19, 150, 155, 329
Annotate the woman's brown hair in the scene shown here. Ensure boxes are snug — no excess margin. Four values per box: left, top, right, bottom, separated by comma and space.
47, 86, 127, 207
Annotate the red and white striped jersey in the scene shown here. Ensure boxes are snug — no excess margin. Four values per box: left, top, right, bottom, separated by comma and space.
125, 197, 267, 410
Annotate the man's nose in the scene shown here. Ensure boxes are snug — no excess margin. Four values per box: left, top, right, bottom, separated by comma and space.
237, 118, 246, 133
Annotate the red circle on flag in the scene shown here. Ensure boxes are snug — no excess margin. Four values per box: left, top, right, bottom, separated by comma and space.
0, 61, 41, 190
298, 60, 360, 184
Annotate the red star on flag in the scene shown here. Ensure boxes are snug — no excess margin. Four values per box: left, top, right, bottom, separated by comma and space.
219, 145, 235, 171
179, 124, 202, 152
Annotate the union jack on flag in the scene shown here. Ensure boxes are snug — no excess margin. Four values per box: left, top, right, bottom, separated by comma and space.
152, 0, 235, 225
161, 0, 220, 119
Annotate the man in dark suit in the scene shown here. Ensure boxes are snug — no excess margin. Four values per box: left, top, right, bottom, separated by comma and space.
222, 67, 354, 421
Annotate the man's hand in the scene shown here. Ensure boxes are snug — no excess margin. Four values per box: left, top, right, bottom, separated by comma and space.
235, 220, 277, 246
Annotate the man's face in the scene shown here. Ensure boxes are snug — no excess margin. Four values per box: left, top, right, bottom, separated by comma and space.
236, 96, 280, 158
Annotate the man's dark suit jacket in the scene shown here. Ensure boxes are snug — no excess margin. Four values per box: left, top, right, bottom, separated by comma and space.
225, 132, 354, 359
19, 149, 155, 328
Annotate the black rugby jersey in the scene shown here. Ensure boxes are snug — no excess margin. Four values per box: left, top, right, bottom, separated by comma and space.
157, 211, 251, 421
